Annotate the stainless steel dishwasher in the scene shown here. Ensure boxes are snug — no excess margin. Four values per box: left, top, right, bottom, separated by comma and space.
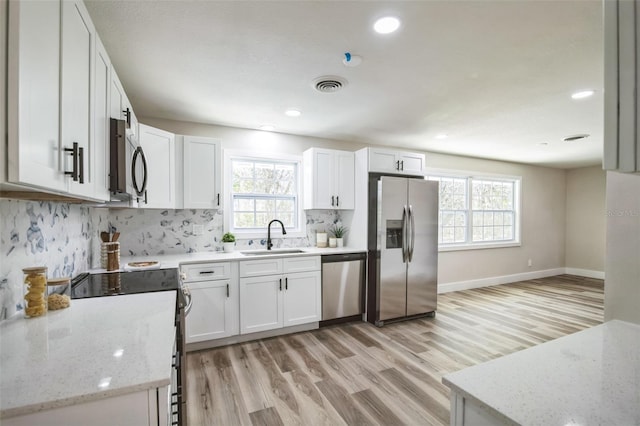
321, 252, 366, 323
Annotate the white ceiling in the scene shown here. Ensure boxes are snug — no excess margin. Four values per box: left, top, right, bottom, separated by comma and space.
85, 0, 604, 169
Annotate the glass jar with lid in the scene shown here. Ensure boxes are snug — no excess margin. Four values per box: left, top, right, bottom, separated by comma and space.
23, 267, 48, 318
47, 277, 71, 310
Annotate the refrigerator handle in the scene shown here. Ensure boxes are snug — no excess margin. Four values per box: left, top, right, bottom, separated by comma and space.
408, 205, 415, 262
402, 205, 408, 263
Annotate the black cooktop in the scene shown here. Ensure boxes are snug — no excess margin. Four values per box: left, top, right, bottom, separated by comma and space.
71, 268, 179, 299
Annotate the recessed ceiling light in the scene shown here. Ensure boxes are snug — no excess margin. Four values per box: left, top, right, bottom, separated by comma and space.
435, 134, 448, 140
285, 109, 301, 117
374, 17, 400, 34
571, 90, 595, 99
538, 142, 549, 146
259, 125, 275, 131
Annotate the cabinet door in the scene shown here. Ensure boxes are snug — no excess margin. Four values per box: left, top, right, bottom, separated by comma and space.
7, 0, 66, 192
283, 271, 321, 327
398, 152, 425, 176
313, 149, 336, 209
93, 36, 111, 201
335, 151, 355, 209
183, 136, 221, 209
61, 0, 95, 197
110, 69, 125, 120
138, 124, 176, 208
240, 275, 283, 334
368, 149, 399, 174
186, 280, 239, 343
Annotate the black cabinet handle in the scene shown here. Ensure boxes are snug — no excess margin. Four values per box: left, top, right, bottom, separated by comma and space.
64, 142, 79, 181
279, 278, 282, 291
199, 271, 215, 275
226, 283, 229, 298
331, 195, 334, 206
217, 193, 220, 206
336, 196, 339, 207
78, 147, 84, 184
285, 277, 288, 290
395, 160, 400, 170
400, 160, 404, 171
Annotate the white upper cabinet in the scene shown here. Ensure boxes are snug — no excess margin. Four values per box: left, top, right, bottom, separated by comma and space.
6, 0, 109, 200
7, 0, 66, 192
183, 136, 221, 209
60, 0, 95, 198
303, 148, 355, 210
603, 0, 640, 173
93, 35, 111, 201
138, 124, 176, 208
367, 147, 425, 176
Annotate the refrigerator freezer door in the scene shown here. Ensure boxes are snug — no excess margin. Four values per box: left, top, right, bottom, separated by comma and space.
378, 177, 409, 321
406, 179, 439, 316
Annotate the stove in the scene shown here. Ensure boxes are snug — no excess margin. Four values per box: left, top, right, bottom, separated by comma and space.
71, 269, 180, 299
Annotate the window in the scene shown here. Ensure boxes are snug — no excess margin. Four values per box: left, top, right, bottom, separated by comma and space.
426, 173, 520, 249
227, 154, 301, 235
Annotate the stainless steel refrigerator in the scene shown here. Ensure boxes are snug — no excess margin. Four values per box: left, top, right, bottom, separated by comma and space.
367, 176, 438, 326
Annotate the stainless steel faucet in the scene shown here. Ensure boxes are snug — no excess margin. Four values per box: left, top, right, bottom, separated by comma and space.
267, 219, 287, 250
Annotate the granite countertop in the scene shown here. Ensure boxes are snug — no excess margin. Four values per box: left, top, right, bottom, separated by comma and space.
443, 320, 640, 425
0, 292, 176, 419
90, 246, 367, 272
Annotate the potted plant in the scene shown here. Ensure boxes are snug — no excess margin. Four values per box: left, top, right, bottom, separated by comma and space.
222, 232, 236, 253
330, 225, 348, 248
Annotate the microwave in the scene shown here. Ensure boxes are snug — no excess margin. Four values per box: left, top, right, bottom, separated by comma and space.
109, 118, 148, 205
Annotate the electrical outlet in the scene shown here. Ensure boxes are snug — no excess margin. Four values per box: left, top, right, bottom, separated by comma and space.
193, 224, 204, 236
527, 258, 532, 267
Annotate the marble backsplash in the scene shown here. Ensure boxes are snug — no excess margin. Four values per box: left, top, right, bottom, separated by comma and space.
0, 200, 98, 320
105, 208, 346, 256
0, 200, 346, 319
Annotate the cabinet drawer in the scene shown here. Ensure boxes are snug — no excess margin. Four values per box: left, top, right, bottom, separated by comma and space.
283, 256, 320, 273
240, 258, 283, 278
181, 262, 231, 281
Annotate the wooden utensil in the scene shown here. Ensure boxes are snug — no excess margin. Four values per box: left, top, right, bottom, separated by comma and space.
100, 231, 110, 242
112, 232, 120, 242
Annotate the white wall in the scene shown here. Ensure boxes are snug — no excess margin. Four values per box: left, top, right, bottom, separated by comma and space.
142, 118, 569, 290
565, 166, 606, 277
604, 171, 640, 324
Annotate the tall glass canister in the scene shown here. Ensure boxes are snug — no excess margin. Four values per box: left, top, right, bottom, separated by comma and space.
23, 267, 48, 318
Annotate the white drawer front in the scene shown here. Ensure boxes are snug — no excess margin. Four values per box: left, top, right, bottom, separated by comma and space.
182, 262, 231, 281
240, 258, 283, 278
283, 256, 320, 273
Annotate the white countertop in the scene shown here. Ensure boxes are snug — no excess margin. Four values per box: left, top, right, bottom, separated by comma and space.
0, 292, 176, 419
91, 246, 366, 272
443, 320, 640, 425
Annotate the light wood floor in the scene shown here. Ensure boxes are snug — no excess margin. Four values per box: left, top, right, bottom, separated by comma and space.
186, 275, 604, 425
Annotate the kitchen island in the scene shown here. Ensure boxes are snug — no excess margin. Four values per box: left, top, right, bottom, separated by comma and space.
0, 292, 176, 424
443, 320, 640, 425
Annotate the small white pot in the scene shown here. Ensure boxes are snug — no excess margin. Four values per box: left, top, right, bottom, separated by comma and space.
223, 242, 235, 253
336, 238, 344, 248
329, 237, 337, 248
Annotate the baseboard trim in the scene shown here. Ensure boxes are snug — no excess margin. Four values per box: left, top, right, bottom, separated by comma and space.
564, 268, 605, 280
438, 268, 566, 293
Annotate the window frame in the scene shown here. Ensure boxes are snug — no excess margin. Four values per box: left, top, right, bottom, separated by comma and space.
425, 169, 522, 252
224, 150, 305, 239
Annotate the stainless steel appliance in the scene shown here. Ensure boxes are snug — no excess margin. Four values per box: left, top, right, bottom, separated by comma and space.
367, 175, 438, 326
109, 118, 147, 205
321, 252, 366, 323
71, 269, 191, 425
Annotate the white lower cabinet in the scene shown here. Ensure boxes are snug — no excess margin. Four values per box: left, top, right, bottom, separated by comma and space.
182, 262, 239, 344
239, 257, 321, 335
2, 386, 168, 426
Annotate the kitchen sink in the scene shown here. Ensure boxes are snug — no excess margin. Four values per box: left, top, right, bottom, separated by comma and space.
240, 249, 306, 256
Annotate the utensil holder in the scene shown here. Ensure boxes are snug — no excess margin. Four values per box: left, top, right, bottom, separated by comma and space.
103, 242, 120, 271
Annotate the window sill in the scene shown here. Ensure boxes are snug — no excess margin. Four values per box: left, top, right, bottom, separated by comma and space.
438, 241, 521, 252
230, 230, 307, 240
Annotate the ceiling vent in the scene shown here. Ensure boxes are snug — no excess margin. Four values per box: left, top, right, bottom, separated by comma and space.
313, 76, 348, 93
562, 134, 590, 142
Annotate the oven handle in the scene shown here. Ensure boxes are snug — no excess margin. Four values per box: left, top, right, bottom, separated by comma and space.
183, 286, 193, 316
